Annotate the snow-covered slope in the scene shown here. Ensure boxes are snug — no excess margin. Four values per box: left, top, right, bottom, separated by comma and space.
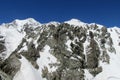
0, 18, 120, 80
13, 56, 41, 80
0, 18, 41, 59
94, 27, 120, 80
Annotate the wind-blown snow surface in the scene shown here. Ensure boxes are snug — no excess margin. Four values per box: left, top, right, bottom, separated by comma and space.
0, 24, 25, 58
37, 45, 58, 73
0, 18, 120, 80
13, 56, 41, 80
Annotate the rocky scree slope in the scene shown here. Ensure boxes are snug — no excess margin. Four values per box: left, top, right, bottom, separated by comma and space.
0, 18, 120, 80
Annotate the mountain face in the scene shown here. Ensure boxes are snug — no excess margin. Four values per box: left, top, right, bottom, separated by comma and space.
0, 18, 120, 80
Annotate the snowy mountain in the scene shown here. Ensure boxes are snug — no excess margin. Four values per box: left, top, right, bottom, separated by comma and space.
0, 18, 120, 80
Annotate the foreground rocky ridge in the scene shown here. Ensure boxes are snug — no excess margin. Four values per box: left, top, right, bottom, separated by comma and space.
0, 18, 120, 80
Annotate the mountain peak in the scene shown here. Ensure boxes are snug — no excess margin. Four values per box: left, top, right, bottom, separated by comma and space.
64, 18, 86, 26
12, 18, 41, 27
24, 18, 39, 23
69, 18, 82, 22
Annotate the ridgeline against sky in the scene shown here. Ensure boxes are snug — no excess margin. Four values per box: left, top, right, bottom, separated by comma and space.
0, 0, 120, 27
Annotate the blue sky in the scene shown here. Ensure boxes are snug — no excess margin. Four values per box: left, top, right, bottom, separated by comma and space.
0, 0, 120, 27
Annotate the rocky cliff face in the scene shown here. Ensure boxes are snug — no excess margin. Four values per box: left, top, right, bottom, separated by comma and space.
0, 18, 120, 80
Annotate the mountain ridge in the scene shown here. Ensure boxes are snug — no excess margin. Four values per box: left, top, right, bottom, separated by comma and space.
0, 18, 114, 28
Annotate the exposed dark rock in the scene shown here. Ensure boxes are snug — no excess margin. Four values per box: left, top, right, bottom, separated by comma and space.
22, 42, 40, 69
89, 67, 102, 77
0, 70, 12, 80
89, 31, 94, 38
101, 27, 107, 33
101, 38, 106, 44
0, 54, 21, 78
86, 39, 101, 76
0, 44, 5, 53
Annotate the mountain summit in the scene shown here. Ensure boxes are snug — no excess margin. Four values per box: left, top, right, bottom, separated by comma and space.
65, 19, 86, 26
0, 18, 120, 80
